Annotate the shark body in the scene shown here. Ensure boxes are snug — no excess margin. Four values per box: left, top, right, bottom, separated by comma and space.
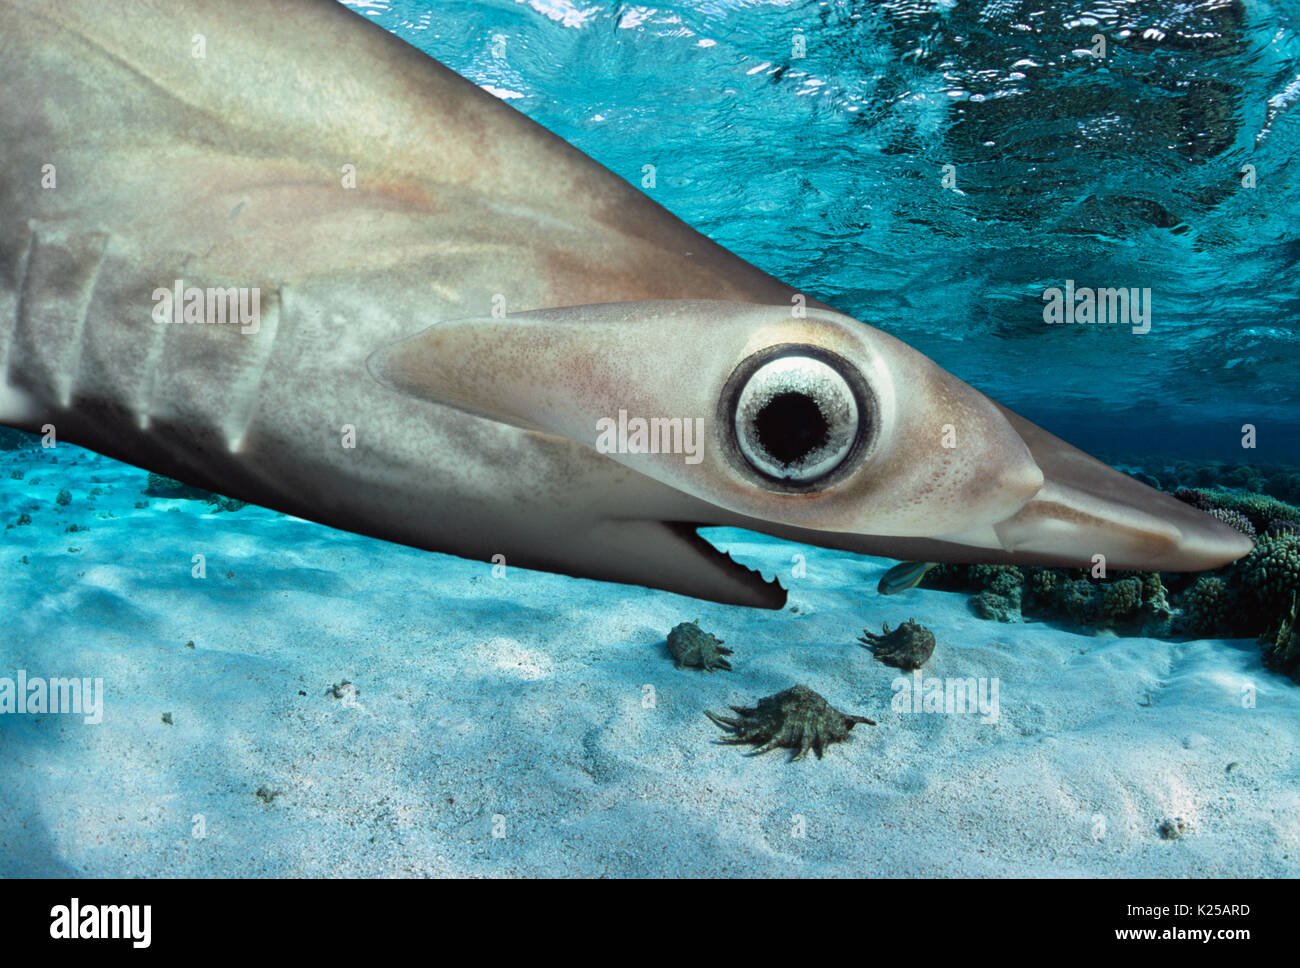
0, 0, 1251, 607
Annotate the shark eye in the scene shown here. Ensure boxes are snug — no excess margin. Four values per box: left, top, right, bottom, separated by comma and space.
732, 354, 861, 484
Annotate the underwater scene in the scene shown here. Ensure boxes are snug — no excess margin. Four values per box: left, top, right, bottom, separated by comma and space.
2, 0, 1300, 881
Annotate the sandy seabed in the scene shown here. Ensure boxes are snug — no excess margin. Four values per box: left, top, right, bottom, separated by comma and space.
1, 444, 1297, 877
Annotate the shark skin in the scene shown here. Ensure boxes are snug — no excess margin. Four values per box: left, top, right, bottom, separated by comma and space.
0, 0, 1252, 608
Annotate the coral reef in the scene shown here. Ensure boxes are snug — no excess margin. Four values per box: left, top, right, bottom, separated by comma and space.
1234, 533, 1300, 636
1105, 453, 1300, 509
1176, 576, 1230, 637
144, 472, 211, 500
1261, 593, 1299, 680
666, 620, 733, 672
858, 619, 936, 670
922, 562, 1173, 634
1174, 486, 1300, 534
0, 428, 36, 451
706, 685, 874, 760
910, 453, 1300, 676
1266, 519, 1300, 537
924, 563, 1025, 623
915, 476, 1300, 681
143, 472, 247, 512
1205, 507, 1255, 539
972, 589, 1020, 622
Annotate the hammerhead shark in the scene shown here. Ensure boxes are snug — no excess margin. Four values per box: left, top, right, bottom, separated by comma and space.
0, 0, 1251, 607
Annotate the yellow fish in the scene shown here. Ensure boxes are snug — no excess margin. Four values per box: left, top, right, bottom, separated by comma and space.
877, 562, 939, 596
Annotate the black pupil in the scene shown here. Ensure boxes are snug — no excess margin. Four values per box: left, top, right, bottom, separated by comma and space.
755, 392, 829, 466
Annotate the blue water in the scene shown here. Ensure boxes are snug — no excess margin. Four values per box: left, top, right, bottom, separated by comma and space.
346, 0, 1300, 464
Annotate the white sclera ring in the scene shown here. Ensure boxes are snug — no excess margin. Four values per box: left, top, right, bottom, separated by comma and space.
734, 355, 860, 483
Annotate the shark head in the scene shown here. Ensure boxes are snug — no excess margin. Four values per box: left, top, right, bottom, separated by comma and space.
369, 299, 1253, 589
2, 0, 1248, 610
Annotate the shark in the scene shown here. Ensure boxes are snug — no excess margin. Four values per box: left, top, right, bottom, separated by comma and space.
0, 0, 1252, 608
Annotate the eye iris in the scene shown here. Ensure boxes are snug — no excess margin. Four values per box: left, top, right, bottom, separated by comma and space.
732, 354, 861, 484
754, 392, 830, 465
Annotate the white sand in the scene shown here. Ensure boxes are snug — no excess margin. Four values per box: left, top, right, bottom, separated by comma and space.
2, 443, 1297, 877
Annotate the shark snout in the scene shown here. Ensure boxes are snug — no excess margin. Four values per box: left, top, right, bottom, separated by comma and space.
992, 478, 1253, 572
987, 408, 1253, 572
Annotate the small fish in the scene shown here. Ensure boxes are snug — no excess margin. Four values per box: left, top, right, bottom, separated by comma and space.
877, 561, 938, 595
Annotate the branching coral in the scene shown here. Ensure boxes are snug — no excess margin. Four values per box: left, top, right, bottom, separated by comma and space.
1232, 533, 1300, 636
1206, 507, 1256, 538
1261, 593, 1300, 683
1177, 576, 1230, 636
1175, 487, 1300, 534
